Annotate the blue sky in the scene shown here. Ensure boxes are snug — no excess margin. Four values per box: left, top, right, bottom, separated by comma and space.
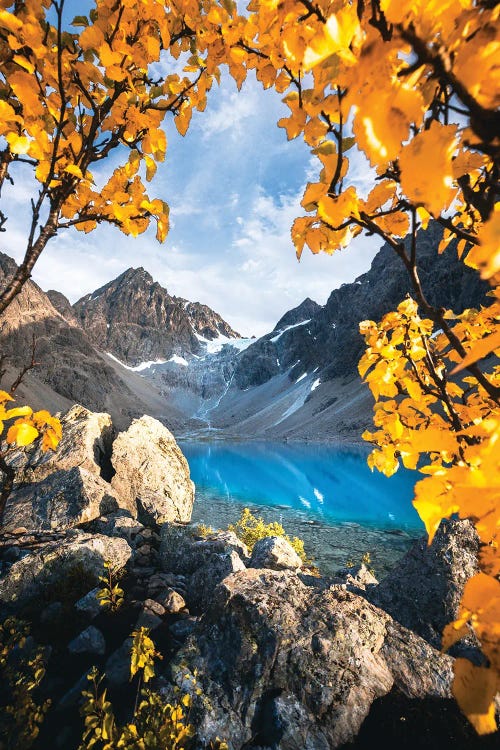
3, 1, 381, 336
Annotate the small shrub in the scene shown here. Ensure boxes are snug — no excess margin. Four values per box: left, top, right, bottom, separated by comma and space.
96, 561, 124, 613
228, 508, 313, 566
79, 628, 224, 750
0, 618, 50, 750
195, 523, 215, 538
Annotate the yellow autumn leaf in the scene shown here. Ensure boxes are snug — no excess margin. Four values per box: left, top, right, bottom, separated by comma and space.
6, 133, 30, 155
452, 659, 498, 735
465, 203, 500, 280
12, 54, 35, 74
450, 329, 500, 374
64, 165, 83, 178
399, 122, 458, 217
303, 7, 360, 69
3, 405, 33, 419
6, 421, 39, 447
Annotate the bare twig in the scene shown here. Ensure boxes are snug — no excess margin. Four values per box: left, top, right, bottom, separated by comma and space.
9, 334, 40, 394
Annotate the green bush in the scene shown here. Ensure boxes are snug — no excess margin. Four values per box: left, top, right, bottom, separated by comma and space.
228, 508, 313, 566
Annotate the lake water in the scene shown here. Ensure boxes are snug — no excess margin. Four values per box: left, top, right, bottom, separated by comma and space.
179, 441, 424, 578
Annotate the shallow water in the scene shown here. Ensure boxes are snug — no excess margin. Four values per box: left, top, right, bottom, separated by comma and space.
180, 441, 424, 578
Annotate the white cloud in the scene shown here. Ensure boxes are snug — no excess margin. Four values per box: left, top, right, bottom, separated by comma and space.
198, 88, 259, 140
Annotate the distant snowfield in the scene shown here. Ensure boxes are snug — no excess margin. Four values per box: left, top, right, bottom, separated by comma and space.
168, 354, 189, 366
195, 332, 255, 354
106, 352, 168, 371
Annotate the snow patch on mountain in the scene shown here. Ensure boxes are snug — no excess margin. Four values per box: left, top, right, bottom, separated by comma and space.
106, 352, 168, 372
270, 319, 311, 343
195, 333, 255, 354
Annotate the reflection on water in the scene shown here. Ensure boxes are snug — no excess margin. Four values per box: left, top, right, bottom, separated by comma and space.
180, 441, 424, 578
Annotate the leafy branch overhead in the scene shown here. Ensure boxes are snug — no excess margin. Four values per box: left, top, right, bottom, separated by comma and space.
0, 0, 239, 314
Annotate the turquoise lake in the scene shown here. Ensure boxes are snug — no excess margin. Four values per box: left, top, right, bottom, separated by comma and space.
179, 441, 424, 578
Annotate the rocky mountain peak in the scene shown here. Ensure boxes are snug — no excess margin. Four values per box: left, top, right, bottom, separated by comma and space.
46, 289, 80, 327
73, 266, 240, 367
273, 297, 321, 332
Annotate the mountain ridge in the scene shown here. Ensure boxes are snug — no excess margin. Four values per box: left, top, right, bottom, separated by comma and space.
0, 222, 490, 441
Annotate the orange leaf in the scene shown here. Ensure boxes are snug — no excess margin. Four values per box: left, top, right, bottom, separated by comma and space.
452, 659, 498, 735
450, 329, 500, 374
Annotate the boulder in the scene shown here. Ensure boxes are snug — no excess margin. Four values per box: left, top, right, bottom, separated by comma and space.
336, 562, 379, 591
367, 519, 479, 652
68, 625, 106, 656
2, 466, 123, 532
249, 536, 303, 571
0, 530, 132, 607
89, 513, 144, 545
160, 526, 247, 575
170, 569, 453, 749
143, 598, 166, 616
105, 638, 133, 687
8, 404, 115, 484
188, 551, 246, 613
111, 416, 194, 524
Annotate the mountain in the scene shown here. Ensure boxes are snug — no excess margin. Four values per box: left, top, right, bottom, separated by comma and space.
137, 223, 488, 440
232, 222, 488, 391
73, 267, 240, 367
0, 254, 187, 431
0, 222, 490, 442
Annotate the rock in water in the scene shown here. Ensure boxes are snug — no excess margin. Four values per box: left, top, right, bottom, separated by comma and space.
249, 536, 303, 571
111, 415, 194, 524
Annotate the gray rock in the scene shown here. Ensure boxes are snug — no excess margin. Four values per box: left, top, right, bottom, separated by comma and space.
337, 563, 379, 591
249, 536, 303, 571
188, 551, 246, 612
194, 530, 249, 560
8, 404, 115, 485
143, 598, 166, 616
3, 466, 123, 533
68, 625, 105, 655
367, 519, 479, 651
105, 638, 132, 687
160, 526, 246, 575
57, 670, 92, 710
75, 588, 102, 619
135, 609, 163, 631
0, 531, 132, 607
90, 514, 144, 545
171, 568, 452, 749
169, 617, 198, 640
147, 571, 180, 595
156, 588, 187, 614
111, 416, 194, 524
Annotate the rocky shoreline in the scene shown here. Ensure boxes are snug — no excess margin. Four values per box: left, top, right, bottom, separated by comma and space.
0, 406, 498, 749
